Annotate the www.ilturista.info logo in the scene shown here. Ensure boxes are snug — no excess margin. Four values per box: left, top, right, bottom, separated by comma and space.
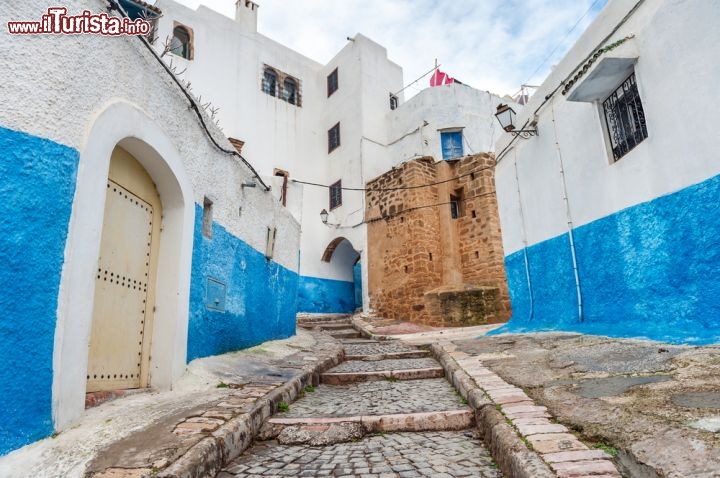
7, 8, 151, 35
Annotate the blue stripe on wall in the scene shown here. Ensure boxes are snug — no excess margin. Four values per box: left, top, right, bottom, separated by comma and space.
494, 172, 720, 345
0, 127, 79, 455
187, 204, 298, 361
297, 275, 355, 314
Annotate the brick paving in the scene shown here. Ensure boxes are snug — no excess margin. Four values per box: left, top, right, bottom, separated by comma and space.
282, 379, 467, 418
329, 358, 440, 373
222, 431, 501, 478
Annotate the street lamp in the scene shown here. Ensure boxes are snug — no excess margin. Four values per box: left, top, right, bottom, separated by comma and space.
494, 104, 538, 138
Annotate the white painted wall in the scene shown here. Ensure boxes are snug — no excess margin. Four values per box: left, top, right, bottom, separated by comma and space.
384, 83, 506, 174
0, 0, 300, 431
495, 0, 720, 256
153, 0, 509, 313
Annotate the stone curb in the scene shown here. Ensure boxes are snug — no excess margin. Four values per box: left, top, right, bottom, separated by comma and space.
429, 343, 623, 478
428, 343, 556, 478
350, 315, 397, 341
155, 336, 344, 478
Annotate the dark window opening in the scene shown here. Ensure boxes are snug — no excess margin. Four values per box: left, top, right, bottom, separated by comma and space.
389, 93, 399, 110
327, 68, 339, 97
471, 210, 477, 218
170, 25, 192, 59
202, 197, 213, 239
328, 122, 341, 153
262, 68, 278, 96
329, 180, 342, 210
429, 252, 433, 261
450, 189, 464, 219
603, 72, 648, 162
274, 169, 289, 207
283, 78, 298, 105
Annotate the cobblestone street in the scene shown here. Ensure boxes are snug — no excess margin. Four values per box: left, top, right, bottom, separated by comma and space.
222, 318, 502, 477
222, 431, 500, 478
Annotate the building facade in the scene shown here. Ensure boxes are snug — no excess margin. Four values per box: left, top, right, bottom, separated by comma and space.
493, 0, 720, 344
0, 0, 300, 456
153, 0, 404, 314
366, 153, 510, 326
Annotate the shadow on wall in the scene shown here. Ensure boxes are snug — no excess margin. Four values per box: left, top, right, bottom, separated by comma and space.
492, 172, 720, 345
187, 204, 298, 361
297, 276, 356, 314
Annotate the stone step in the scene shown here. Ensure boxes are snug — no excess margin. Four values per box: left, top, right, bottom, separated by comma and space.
328, 329, 362, 339
318, 322, 356, 331
321, 367, 444, 384
344, 350, 430, 361
279, 378, 468, 418
322, 357, 444, 384
258, 409, 475, 443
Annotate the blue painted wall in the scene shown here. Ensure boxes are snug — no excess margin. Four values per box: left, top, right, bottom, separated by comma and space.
297, 275, 355, 314
353, 262, 362, 310
0, 127, 79, 455
494, 173, 720, 345
187, 204, 298, 361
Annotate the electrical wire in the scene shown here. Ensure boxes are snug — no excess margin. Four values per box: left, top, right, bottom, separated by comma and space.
523, 0, 606, 86
107, 0, 271, 191
291, 162, 496, 192
497, 0, 646, 164
326, 190, 499, 229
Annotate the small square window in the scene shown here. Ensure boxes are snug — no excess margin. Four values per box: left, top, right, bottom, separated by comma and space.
389, 93, 399, 110
602, 72, 648, 162
327, 68, 338, 97
440, 131, 464, 160
329, 180, 342, 210
328, 122, 341, 153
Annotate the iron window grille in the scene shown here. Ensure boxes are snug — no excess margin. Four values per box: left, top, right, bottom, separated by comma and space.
602, 73, 648, 161
329, 180, 342, 210
283, 78, 298, 105
328, 122, 341, 153
262, 68, 277, 97
327, 68, 339, 97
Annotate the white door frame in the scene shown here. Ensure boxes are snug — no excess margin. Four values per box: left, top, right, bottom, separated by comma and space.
52, 100, 195, 431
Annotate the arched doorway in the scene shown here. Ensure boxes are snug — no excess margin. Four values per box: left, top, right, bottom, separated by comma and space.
86, 147, 161, 392
321, 237, 361, 312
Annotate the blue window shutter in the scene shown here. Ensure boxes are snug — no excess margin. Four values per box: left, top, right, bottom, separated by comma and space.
441, 131, 463, 160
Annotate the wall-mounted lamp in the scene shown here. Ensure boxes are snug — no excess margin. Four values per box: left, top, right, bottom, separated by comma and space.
320, 209, 329, 224
495, 104, 538, 138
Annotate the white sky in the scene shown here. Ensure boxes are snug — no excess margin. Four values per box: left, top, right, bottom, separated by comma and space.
168, 0, 608, 98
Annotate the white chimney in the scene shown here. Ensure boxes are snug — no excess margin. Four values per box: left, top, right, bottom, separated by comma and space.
235, 0, 258, 33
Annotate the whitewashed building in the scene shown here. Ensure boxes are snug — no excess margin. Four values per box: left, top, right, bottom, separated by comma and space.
0, 0, 513, 456
0, 0, 300, 456
153, 0, 509, 314
493, 0, 720, 344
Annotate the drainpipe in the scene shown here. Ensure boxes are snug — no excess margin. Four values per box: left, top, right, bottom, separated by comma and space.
550, 105, 584, 322
513, 150, 534, 321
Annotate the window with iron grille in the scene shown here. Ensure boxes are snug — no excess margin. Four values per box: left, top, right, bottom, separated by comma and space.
329, 180, 342, 210
602, 73, 648, 161
328, 122, 341, 153
327, 68, 338, 97
262, 68, 277, 96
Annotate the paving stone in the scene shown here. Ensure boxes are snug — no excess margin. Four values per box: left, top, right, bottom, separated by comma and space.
343, 342, 425, 357
543, 449, 610, 463
224, 432, 501, 477
551, 459, 621, 477
281, 379, 468, 417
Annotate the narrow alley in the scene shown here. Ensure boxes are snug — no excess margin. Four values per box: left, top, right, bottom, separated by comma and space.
222, 316, 500, 477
